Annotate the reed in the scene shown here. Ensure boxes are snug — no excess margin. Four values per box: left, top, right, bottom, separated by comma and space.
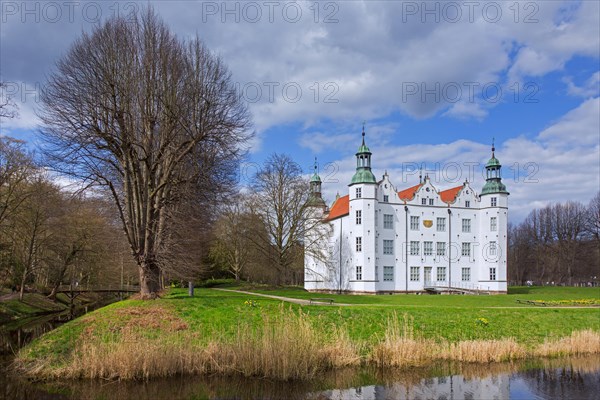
370, 313, 437, 368
443, 339, 526, 362
535, 329, 600, 358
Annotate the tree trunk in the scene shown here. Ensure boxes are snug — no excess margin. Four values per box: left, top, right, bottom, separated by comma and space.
139, 258, 161, 299
19, 273, 26, 301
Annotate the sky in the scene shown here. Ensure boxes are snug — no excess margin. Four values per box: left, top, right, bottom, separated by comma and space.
1, 0, 599, 222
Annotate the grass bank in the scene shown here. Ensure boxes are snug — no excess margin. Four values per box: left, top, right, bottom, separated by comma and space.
15, 286, 600, 380
0, 291, 66, 324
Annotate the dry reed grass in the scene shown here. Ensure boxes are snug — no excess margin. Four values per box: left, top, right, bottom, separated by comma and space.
535, 329, 600, 358
444, 339, 526, 362
370, 313, 437, 367
372, 313, 527, 367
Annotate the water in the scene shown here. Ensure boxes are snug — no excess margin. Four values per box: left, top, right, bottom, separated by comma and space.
1, 314, 599, 399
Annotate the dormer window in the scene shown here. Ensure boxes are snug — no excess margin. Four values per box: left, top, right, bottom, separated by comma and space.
421, 198, 427, 205
383, 195, 389, 202
465, 201, 470, 208
429, 198, 434, 206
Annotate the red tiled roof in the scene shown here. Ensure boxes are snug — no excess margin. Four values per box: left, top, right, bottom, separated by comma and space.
398, 183, 423, 201
324, 195, 349, 221
440, 186, 463, 203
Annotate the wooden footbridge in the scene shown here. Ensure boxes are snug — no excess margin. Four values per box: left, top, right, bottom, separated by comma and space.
56, 285, 139, 294
56, 285, 139, 302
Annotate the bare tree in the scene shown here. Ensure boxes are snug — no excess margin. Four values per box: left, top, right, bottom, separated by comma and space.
210, 202, 254, 281
39, 8, 251, 298
249, 154, 328, 285
0, 82, 19, 119
0, 137, 35, 226
551, 201, 586, 285
585, 191, 600, 243
7, 178, 59, 300
510, 197, 598, 286
44, 195, 112, 299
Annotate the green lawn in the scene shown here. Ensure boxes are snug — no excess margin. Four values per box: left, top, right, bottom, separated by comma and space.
157, 286, 600, 347
17, 286, 600, 370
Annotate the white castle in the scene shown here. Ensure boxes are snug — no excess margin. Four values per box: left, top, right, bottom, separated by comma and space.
304, 128, 509, 294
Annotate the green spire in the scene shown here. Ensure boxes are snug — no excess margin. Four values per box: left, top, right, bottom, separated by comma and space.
310, 157, 321, 183
308, 157, 326, 207
481, 139, 509, 195
350, 124, 377, 185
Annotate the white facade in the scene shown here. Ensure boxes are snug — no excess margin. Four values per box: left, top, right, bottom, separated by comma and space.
304, 133, 509, 294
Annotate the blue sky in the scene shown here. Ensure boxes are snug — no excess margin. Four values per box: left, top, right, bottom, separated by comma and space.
1, 1, 599, 221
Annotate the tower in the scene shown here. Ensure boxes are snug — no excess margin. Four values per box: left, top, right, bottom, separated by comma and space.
479, 140, 509, 293
348, 125, 378, 292
308, 158, 326, 209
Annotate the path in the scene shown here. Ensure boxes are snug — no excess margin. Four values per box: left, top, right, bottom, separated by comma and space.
214, 288, 349, 306
213, 289, 598, 309
0, 293, 19, 302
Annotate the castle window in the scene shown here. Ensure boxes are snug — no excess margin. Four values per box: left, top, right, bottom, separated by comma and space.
356, 188, 362, 199
436, 217, 446, 232
437, 267, 446, 281
375, 265, 379, 280
424, 241, 433, 256
436, 242, 446, 256
383, 266, 394, 281
491, 197, 497, 207
490, 217, 497, 231
356, 210, 362, 225
356, 237, 362, 252
410, 241, 419, 255
383, 194, 389, 202
462, 267, 471, 281
429, 198, 434, 206
383, 240, 394, 255
356, 266, 362, 281
410, 216, 420, 230
462, 242, 471, 257
489, 241, 497, 256
410, 267, 420, 281
421, 198, 427, 205
462, 219, 471, 233
465, 200, 470, 208
489, 267, 497, 281
383, 214, 393, 229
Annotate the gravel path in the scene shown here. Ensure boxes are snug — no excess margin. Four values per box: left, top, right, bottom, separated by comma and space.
214, 288, 347, 306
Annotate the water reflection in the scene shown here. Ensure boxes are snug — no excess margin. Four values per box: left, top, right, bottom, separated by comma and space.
0, 356, 598, 399
0, 312, 73, 355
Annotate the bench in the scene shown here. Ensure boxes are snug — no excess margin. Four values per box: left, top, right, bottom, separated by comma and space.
309, 298, 335, 305
516, 299, 547, 306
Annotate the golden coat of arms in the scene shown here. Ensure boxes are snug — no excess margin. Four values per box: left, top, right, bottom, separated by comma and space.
423, 220, 433, 228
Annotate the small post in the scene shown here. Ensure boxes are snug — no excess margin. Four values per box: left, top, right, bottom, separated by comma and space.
188, 281, 194, 297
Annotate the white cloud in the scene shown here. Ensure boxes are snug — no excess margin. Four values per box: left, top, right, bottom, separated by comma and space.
443, 102, 488, 120
2, 1, 598, 140
538, 97, 600, 146
564, 71, 600, 98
